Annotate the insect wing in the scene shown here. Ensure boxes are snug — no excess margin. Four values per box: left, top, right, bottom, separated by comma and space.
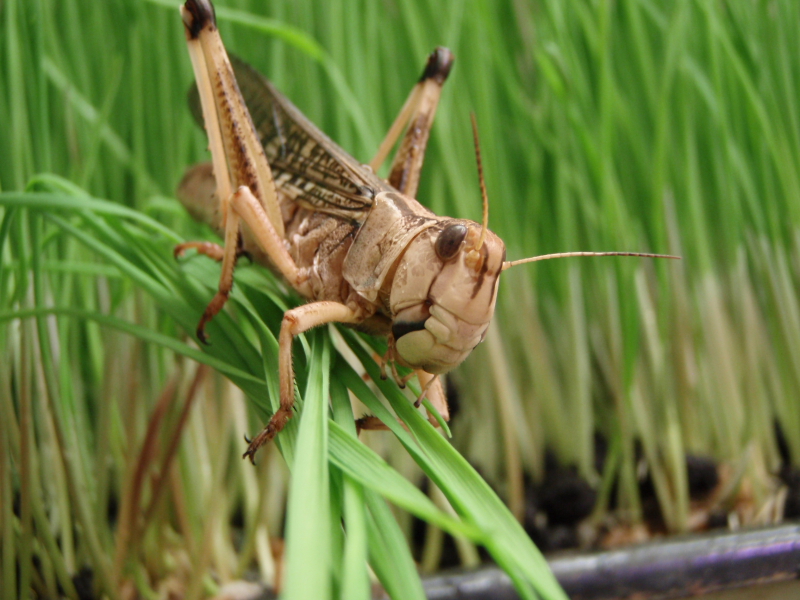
189, 56, 392, 222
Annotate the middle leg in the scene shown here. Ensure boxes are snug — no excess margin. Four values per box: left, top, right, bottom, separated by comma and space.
243, 301, 364, 462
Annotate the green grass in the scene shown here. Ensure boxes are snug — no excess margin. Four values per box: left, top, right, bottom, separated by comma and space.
2, 0, 800, 598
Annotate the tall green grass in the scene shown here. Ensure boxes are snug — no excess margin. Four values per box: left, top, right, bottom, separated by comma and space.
2, 0, 799, 598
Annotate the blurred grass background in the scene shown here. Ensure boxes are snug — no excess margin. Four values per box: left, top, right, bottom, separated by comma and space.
2, 0, 799, 598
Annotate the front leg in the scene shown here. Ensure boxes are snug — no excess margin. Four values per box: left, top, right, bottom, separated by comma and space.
415, 370, 449, 426
243, 301, 363, 462
357, 369, 448, 433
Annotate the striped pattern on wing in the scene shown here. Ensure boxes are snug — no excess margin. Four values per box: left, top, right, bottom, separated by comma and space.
189, 56, 393, 223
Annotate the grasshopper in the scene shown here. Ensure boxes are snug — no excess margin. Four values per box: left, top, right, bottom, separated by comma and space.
175, 0, 678, 462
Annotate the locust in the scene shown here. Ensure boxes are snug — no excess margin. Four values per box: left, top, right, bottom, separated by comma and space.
175, 0, 678, 462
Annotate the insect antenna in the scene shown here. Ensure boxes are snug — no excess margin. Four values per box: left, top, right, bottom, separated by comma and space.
502, 251, 680, 271
470, 113, 490, 251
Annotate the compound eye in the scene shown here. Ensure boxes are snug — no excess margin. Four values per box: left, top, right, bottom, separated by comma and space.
435, 224, 467, 261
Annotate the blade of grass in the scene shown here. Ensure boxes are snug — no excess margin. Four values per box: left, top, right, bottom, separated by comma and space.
330, 378, 370, 600
282, 334, 332, 600
365, 490, 427, 600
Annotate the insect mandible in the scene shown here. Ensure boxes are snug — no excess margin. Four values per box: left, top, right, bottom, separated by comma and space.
175, 0, 678, 462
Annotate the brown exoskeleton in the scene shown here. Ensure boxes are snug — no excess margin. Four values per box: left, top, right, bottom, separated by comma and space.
175, 0, 678, 462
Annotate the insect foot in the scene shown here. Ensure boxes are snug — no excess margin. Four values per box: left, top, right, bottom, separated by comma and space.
242, 419, 285, 464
